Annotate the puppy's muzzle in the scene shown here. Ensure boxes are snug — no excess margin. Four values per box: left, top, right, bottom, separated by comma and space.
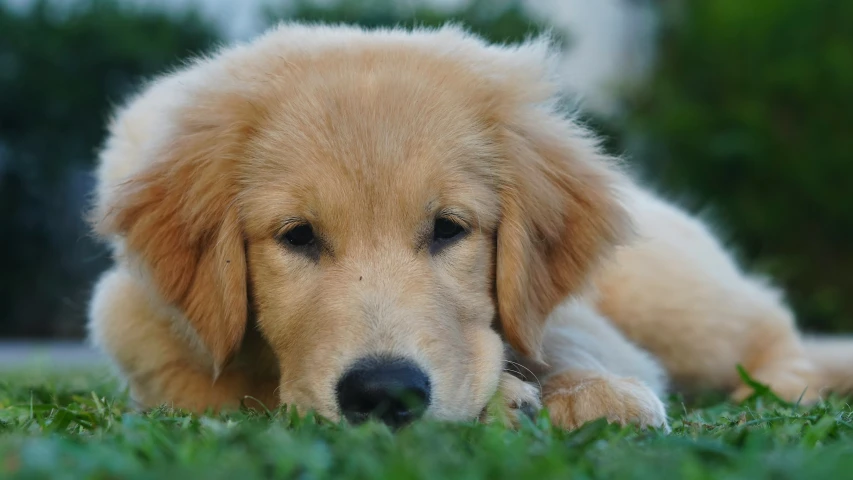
335, 356, 431, 428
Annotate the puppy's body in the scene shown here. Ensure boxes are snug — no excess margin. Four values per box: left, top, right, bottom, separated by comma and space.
88, 24, 852, 429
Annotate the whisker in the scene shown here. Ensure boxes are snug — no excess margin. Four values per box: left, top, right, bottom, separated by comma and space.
505, 360, 542, 393
503, 366, 524, 378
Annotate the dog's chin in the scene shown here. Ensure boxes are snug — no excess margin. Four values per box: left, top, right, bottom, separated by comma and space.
277, 383, 495, 425
284, 397, 494, 424
425, 381, 502, 423
438, 401, 494, 423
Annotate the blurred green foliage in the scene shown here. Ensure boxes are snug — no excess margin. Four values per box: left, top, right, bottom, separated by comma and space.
609, 0, 853, 332
268, 0, 549, 46
0, 0, 218, 337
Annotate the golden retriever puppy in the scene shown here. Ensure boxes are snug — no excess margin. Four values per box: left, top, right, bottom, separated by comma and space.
88, 23, 852, 430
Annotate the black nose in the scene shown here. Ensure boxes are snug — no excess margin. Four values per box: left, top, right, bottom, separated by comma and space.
336, 356, 431, 427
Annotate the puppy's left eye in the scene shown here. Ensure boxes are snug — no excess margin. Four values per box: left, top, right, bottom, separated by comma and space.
432, 218, 467, 252
434, 218, 464, 240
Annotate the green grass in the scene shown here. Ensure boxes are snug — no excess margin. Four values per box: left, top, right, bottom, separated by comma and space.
1, 369, 852, 480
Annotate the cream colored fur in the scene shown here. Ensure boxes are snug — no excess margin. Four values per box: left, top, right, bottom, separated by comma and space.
88, 23, 852, 431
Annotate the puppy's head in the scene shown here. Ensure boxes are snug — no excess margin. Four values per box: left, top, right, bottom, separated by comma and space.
94, 24, 629, 424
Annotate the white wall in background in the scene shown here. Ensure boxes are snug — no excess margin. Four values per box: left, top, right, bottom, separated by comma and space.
526, 0, 658, 115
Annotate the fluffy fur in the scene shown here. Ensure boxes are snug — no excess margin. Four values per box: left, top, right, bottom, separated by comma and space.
88, 23, 852, 430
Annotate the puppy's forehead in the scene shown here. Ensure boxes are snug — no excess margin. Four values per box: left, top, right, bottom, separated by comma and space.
239, 56, 502, 235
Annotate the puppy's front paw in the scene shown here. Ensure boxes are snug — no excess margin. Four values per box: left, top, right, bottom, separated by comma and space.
481, 372, 541, 428
543, 372, 669, 432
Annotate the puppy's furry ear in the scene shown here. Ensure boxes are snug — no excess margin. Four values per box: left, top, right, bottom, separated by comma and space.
495, 109, 631, 362
93, 100, 252, 375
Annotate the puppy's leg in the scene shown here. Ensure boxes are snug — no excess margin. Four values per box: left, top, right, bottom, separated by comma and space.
88, 268, 278, 413
536, 300, 669, 431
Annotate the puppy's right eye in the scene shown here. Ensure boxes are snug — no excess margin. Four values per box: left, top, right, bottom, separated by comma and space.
281, 224, 315, 247
433, 218, 465, 242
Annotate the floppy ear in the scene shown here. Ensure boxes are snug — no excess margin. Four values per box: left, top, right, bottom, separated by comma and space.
94, 103, 251, 376
495, 109, 631, 362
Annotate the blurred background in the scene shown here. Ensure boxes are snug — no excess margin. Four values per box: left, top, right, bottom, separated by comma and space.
1, 0, 851, 348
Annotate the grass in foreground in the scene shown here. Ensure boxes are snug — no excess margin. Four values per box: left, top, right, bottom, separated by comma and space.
1, 369, 852, 480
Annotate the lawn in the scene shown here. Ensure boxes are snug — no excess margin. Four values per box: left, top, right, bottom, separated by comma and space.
1, 369, 852, 480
